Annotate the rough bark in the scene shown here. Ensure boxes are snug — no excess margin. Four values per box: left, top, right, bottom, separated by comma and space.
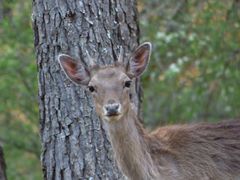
32, 0, 140, 179
0, 146, 7, 180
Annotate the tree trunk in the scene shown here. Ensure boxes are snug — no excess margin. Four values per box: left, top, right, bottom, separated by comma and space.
0, 146, 7, 180
32, 0, 140, 179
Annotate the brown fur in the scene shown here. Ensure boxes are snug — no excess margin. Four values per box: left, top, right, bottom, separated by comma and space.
104, 100, 240, 180
149, 121, 240, 180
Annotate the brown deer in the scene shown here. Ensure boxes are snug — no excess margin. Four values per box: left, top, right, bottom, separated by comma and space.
58, 42, 240, 180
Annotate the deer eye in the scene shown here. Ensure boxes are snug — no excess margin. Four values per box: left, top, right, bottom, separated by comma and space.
124, 81, 132, 88
88, 86, 95, 92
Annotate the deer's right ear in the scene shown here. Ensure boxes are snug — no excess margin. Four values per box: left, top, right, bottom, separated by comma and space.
58, 54, 90, 85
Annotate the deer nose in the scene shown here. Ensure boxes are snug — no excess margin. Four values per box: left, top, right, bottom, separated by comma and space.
103, 103, 121, 116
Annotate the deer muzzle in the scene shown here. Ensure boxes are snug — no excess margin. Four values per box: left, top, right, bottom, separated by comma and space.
103, 103, 121, 117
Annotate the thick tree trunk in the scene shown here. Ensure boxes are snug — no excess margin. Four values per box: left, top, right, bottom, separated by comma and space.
32, 0, 139, 179
0, 146, 7, 180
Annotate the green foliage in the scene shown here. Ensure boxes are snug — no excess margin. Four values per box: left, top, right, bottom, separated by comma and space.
0, 1, 41, 179
139, 0, 240, 127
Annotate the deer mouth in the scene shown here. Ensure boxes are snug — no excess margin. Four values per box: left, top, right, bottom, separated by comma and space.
106, 112, 120, 117
104, 113, 122, 122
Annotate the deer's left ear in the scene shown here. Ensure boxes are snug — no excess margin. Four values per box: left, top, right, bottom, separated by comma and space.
127, 42, 152, 78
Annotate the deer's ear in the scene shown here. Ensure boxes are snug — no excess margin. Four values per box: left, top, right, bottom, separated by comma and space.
58, 54, 90, 85
127, 42, 152, 78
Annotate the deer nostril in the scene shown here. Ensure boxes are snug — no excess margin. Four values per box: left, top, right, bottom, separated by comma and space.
105, 106, 111, 111
104, 103, 121, 116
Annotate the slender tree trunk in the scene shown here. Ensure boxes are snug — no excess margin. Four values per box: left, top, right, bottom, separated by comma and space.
0, 146, 7, 180
32, 0, 140, 179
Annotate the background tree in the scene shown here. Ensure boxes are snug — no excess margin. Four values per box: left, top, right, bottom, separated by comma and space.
32, 0, 140, 179
0, 147, 7, 180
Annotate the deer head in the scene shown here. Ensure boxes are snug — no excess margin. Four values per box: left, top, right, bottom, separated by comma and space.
58, 42, 151, 122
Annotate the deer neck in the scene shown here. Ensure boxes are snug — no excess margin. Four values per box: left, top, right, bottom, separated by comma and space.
104, 105, 158, 180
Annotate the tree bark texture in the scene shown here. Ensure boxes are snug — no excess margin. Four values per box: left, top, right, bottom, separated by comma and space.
0, 146, 7, 180
32, 0, 140, 179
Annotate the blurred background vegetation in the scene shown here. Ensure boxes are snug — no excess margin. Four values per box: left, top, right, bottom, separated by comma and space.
0, 0, 41, 179
0, 0, 239, 179
139, 0, 240, 127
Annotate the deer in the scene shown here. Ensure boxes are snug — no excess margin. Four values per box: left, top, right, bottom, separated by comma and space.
58, 42, 240, 180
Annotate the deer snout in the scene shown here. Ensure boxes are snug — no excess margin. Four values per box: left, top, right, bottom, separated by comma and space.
103, 103, 121, 116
